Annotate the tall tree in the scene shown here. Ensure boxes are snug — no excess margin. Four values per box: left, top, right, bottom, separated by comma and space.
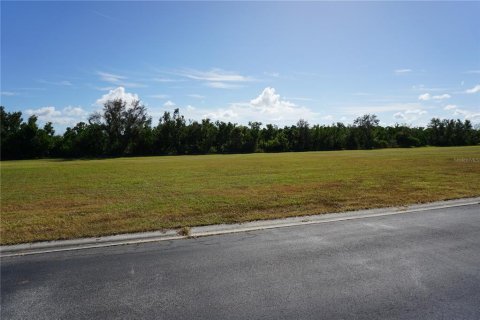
101, 99, 151, 155
353, 114, 379, 149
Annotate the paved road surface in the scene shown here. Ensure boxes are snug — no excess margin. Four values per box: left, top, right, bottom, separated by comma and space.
2, 203, 480, 319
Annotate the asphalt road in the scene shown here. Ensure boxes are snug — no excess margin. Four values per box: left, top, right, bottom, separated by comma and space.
2, 203, 480, 320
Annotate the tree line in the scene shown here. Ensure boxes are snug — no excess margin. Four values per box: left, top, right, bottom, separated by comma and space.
1, 100, 479, 160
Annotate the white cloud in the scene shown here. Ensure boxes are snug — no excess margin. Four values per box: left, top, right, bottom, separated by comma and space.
152, 77, 177, 82
148, 94, 169, 99
418, 93, 431, 101
175, 68, 254, 89
187, 94, 205, 99
203, 109, 239, 120
393, 108, 427, 123
418, 93, 451, 101
25, 106, 87, 126
178, 68, 253, 82
38, 79, 73, 86
97, 71, 126, 83
264, 72, 280, 77
394, 69, 412, 74
93, 10, 115, 20
95, 87, 140, 107
200, 87, 317, 125
444, 104, 457, 110
163, 100, 176, 108
27, 106, 60, 117
1, 91, 17, 96
64, 106, 87, 117
393, 112, 407, 120
286, 97, 314, 101
351, 92, 371, 97
95, 86, 116, 91
464, 70, 480, 74
467, 113, 480, 121
205, 82, 241, 89
452, 108, 480, 121
341, 102, 424, 115
443, 104, 480, 121
250, 87, 288, 110
405, 109, 427, 115
433, 94, 451, 100
412, 84, 450, 92
97, 71, 145, 88
454, 109, 467, 116
465, 84, 480, 94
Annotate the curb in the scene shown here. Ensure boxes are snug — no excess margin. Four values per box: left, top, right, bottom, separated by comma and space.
2, 197, 479, 257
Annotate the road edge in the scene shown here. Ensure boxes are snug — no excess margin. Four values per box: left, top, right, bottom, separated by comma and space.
2, 197, 479, 257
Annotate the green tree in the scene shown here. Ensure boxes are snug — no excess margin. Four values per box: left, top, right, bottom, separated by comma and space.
353, 114, 379, 149
101, 99, 151, 155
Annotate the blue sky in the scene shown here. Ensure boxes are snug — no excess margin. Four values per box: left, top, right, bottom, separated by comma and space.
1, 1, 479, 131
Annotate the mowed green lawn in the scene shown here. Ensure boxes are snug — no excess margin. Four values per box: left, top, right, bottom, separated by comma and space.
1, 146, 480, 244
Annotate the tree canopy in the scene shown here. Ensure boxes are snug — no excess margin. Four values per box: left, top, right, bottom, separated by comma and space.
1, 102, 479, 160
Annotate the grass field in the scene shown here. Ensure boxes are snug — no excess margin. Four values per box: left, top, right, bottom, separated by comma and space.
1, 146, 480, 244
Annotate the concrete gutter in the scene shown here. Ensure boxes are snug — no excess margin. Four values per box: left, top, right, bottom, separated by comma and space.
2, 197, 479, 257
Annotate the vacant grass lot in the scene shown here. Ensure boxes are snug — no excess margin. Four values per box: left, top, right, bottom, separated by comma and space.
1, 146, 479, 244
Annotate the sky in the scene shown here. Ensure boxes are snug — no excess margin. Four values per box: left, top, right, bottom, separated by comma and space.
1, 1, 479, 132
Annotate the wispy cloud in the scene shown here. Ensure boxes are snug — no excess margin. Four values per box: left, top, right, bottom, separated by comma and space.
444, 104, 457, 110
187, 94, 205, 99
432, 94, 451, 100
394, 69, 412, 74
341, 102, 426, 115
152, 77, 181, 83
465, 84, 480, 94
204, 82, 241, 89
174, 68, 255, 89
98, 71, 126, 83
464, 70, 480, 74
351, 92, 372, 96
177, 68, 254, 82
285, 97, 314, 102
264, 72, 280, 78
14, 87, 46, 91
148, 94, 169, 99
37, 79, 73, 86
94, 86, 116, 91
412, 84, 451, 92
93, 10, 115, 21
97, 71, 145, 88
418, 93, 451, 101
1, 91, 17, 96
293, 71, 319, 77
